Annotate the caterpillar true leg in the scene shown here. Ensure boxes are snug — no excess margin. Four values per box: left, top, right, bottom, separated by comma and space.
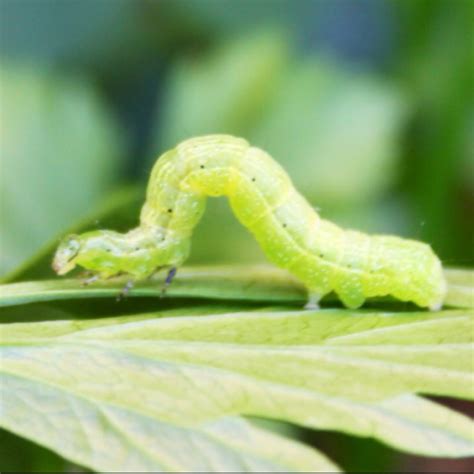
117, 280, 134, 301
165, 267, 177, 286
429, 301, 443, 312
160, 267, 177, 298
52, 134, 447, 310
304, 292, 322, 310
81, 275, 99, 286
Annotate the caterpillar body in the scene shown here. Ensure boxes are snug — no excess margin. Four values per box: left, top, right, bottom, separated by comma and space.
53, 135, 446, 310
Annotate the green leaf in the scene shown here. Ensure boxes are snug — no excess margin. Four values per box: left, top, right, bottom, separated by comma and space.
1, 265, 472, 309
1, 305, 473, 469
0, 266, 305, 308
0, 63, 124, 276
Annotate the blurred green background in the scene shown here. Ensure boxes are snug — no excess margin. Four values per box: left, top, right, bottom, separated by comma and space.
0, 0, 472, 471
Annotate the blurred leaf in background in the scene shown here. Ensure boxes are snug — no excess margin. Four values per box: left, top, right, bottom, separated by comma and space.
250, 58, 408, 210
395, 0, 474, 263
0, 64, 124, 276
0, 0, 141, 65
154, 30, 290, 151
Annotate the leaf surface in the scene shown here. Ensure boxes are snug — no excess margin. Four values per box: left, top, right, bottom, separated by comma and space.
2, 305, 473, 469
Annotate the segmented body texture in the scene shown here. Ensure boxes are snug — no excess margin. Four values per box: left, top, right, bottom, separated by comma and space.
53, 134, 446, 309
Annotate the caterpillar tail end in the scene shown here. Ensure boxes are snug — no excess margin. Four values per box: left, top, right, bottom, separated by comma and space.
427, 271, 447, 311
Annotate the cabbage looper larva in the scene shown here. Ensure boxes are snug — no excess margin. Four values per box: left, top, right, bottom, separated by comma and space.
53, 135, 446, 310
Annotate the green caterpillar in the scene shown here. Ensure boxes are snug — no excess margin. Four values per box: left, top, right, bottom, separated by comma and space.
53, 135, 446, 310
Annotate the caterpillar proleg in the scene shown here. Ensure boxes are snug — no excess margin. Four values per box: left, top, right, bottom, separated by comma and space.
52, 135, 446, 310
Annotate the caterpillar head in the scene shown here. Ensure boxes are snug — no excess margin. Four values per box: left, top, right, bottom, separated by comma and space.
52, 231, 141, 277
52, 229, 187, 279
52, 231, 133, 277
52, 234, 81, 275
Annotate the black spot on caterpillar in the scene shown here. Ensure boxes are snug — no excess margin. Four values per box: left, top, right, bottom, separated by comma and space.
52, 135, 446, 310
